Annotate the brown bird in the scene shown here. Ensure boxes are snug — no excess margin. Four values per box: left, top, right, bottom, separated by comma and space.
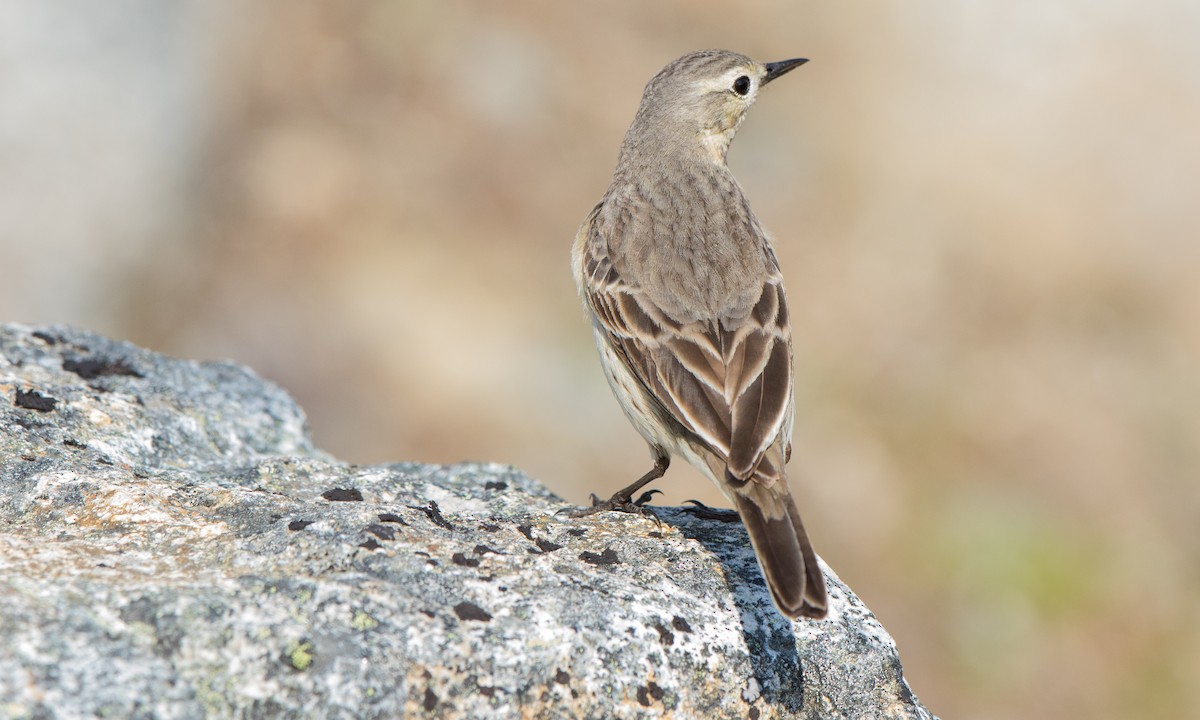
570, 49, 826, 620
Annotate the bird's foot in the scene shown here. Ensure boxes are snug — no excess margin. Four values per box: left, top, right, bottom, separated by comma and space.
682, 499, 741, 523
561, 489, 662, 526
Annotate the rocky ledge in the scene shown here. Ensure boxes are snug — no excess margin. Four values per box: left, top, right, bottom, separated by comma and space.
0, 324, 935, 719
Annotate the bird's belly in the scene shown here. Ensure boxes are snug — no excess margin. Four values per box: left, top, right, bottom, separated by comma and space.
591, 327, 728, 491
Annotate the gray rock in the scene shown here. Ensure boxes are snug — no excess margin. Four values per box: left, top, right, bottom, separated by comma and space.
0, 323, 936, 719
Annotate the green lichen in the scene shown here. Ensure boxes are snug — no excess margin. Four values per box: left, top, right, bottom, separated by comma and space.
351, 609, 379, 631
285, 639, 314, 671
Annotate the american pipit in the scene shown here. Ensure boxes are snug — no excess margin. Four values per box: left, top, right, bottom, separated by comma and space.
570, 49, 827, 619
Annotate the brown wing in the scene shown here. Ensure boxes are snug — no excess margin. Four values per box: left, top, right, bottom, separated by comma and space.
579, 224, 793, 485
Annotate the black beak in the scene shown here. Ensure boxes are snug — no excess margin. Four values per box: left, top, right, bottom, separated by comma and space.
763, 58, 809, 85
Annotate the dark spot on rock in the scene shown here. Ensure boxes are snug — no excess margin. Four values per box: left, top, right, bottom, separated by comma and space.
62, 437, 86, 448
365, 524, 395, 540
451, 553, 479, 567
671, 616, 692, 633
322, 488, 363, 502
14, 389, 56, 412
893, 656, 914, 703
636, 686, 651, 706
287, 520, 313, 531
119, 597, 157, 626
484, 480, 507, 491
479, 523, 500, 532
377, 512, 408, 525
31, 330, 58, 345
420, 609, 436, 618
473, 544, 503, 556
62, 356, 143, 380
453, 601, 492, 622
13, 415, 40, 431
554, 669, 570, 685
408, 501, 453, 530
359, 538, 381, 551
479, 686, 496, 698
647, 681, 663, 701
518, 524, 562, 554
580, 548, 620, 566
535, 538, 563, 553
648, 531, 663, 539
653, 623, 675, 646
423, 688, 437, 711
566, 528, 586, 537
749, 707, 760, 719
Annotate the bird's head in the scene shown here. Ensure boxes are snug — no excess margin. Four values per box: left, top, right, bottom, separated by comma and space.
623, 49, 808, 165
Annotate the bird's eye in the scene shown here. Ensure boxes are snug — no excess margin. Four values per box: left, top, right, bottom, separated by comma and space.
732, 75, 751, 96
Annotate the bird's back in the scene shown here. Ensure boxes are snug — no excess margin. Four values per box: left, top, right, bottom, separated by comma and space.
592, 160, 777, 327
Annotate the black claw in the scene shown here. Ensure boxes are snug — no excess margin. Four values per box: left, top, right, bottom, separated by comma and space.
634, 489, 663, 506
682, 500, 741, 523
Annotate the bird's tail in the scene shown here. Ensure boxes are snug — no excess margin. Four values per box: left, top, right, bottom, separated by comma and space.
730, 472, 828, 620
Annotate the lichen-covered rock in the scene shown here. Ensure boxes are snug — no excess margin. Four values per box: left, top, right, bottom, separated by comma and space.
0, 324, 936, 719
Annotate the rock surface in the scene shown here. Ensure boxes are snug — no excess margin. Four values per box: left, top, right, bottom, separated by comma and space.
0, 324, 936, 719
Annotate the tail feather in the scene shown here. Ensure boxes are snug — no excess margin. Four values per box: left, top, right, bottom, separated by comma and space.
730, 474, 827, 619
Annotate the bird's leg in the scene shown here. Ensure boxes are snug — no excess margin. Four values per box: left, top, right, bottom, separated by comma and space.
564, 453, 669, 520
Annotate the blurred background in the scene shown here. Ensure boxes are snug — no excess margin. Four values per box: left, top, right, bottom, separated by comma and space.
2, 1, 1197, 717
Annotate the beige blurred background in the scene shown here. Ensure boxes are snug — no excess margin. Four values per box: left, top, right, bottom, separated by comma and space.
2, 1, 1197, 717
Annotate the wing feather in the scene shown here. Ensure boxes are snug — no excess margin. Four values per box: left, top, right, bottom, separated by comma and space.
578, 221, 793, 485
